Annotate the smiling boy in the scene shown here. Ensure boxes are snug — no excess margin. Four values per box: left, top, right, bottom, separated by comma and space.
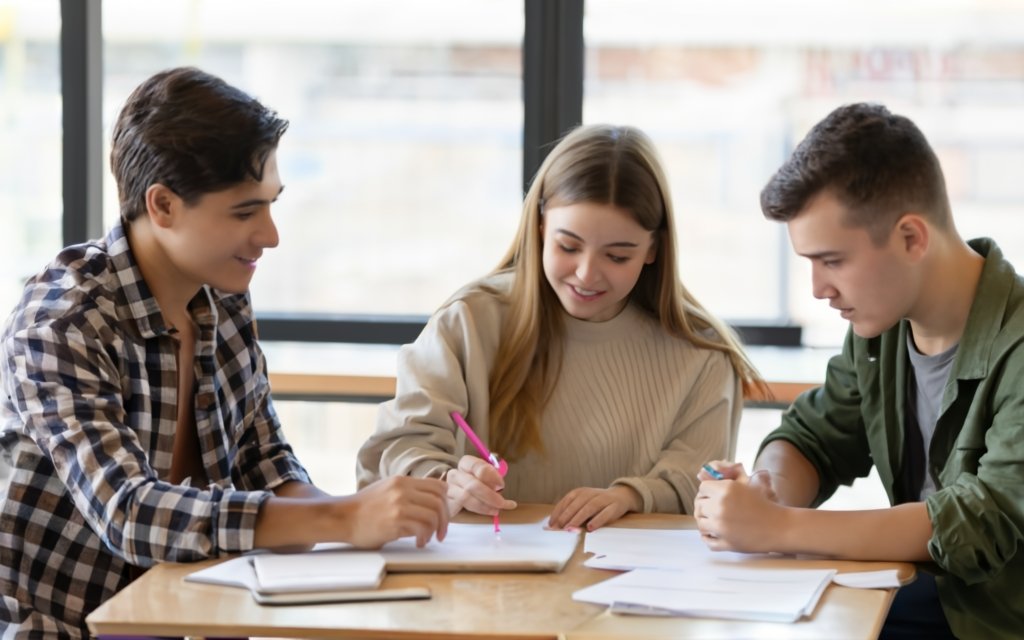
0, 67, 447, 639
694, 103, 1023, 639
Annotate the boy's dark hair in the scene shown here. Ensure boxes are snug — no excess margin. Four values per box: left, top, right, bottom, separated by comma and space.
760, 102, 952, 243
110, 66, 289, 223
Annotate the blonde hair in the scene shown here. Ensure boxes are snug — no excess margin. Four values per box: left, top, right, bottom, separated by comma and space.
477, 124, 766, 459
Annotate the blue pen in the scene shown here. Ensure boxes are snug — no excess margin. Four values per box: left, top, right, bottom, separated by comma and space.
702, 463, 724, 480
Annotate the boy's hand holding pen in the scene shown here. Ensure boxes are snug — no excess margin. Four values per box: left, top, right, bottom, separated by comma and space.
698, 461, 745, 482
701, 463, 726, 480
698, 461, 779, 504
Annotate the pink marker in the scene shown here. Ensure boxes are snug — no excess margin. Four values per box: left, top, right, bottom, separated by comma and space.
451, 411, 508, 534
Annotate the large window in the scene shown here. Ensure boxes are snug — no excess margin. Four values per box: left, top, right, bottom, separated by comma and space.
16, 0, 1012, 506
0, 0, 60, 318
584, 0, 1024, 346
11, 1, 1024, 346
102, 0, 524, 317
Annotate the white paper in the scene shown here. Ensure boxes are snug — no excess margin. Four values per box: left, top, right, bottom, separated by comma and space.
573, 567, 835, 622
378, 521, 580, 572
187, 520, 576, 604
185, 556, 260, 591
583, 527, 773, 571
299, 521, 579, 573
833, 569, 902, 589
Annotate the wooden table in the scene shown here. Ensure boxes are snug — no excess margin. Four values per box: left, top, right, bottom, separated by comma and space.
263, 344, 836, 408
87, 505, 912, 640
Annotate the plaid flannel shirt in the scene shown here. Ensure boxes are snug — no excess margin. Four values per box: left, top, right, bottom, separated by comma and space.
0, 222, 310, 639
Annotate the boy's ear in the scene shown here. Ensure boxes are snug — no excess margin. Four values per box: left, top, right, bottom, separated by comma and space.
895, 213, 929, 260
144, 184, 178, 229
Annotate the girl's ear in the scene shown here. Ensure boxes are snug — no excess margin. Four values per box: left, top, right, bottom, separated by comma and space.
644, 234, 658, 264
145, 184, 178, 229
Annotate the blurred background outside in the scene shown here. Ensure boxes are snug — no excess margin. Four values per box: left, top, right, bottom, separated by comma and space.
4, 0, 1022, 504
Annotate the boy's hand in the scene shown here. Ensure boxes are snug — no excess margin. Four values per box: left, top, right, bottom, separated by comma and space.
694, 472, 785, 553
344, 475, 449, 548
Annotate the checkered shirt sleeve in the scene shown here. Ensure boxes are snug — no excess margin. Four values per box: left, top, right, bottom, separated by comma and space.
0, 223, 311, 637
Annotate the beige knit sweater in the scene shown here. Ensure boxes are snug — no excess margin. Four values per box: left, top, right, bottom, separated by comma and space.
356, 275, 742, 515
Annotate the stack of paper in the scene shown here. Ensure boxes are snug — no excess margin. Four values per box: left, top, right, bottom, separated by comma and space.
574, 527, 902, 622
573, 566, 836, 622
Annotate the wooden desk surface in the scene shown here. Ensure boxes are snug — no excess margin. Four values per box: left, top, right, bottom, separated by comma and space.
87, 505, 912, 640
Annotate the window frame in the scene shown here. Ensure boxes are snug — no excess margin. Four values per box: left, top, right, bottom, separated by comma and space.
59, 0, 798, 347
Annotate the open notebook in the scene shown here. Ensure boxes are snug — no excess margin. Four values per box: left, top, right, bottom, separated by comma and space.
375, 520, 579, 572
185, 520, 579, 604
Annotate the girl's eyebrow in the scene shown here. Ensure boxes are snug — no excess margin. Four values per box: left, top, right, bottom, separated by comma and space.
554, 228, 640, 248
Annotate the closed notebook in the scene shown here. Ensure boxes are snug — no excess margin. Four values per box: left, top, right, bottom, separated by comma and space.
251, 550, 385, 593
185, 553, 430, 606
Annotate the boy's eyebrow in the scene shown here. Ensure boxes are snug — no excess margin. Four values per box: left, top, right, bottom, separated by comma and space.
799, 250, 843, 260
231, 185, 285, 209
554, 227, 639, 248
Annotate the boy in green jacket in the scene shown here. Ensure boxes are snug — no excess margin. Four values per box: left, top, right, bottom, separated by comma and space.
695, 102, 1023, 639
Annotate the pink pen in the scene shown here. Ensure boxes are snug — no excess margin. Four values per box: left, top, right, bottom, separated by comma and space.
451, 411, 508, 534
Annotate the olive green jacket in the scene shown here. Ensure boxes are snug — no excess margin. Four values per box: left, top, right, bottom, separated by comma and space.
765, 238, 1024, 639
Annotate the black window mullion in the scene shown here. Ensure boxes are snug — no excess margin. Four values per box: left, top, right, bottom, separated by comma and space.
252, 312, 800, 347
61, 0, 104, 245
522, 0, 584, 194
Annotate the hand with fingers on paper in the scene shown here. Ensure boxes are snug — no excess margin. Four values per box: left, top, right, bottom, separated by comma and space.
548, 485, 641, 532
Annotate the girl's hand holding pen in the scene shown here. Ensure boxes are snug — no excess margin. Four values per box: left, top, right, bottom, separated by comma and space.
445, 454, 517, 517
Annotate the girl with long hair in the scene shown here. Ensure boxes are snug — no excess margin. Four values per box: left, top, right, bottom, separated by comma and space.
358, 124, 763, 530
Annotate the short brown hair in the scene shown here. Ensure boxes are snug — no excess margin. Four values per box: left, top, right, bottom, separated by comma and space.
760, 103, 951, 243
110, 67, 289, 223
